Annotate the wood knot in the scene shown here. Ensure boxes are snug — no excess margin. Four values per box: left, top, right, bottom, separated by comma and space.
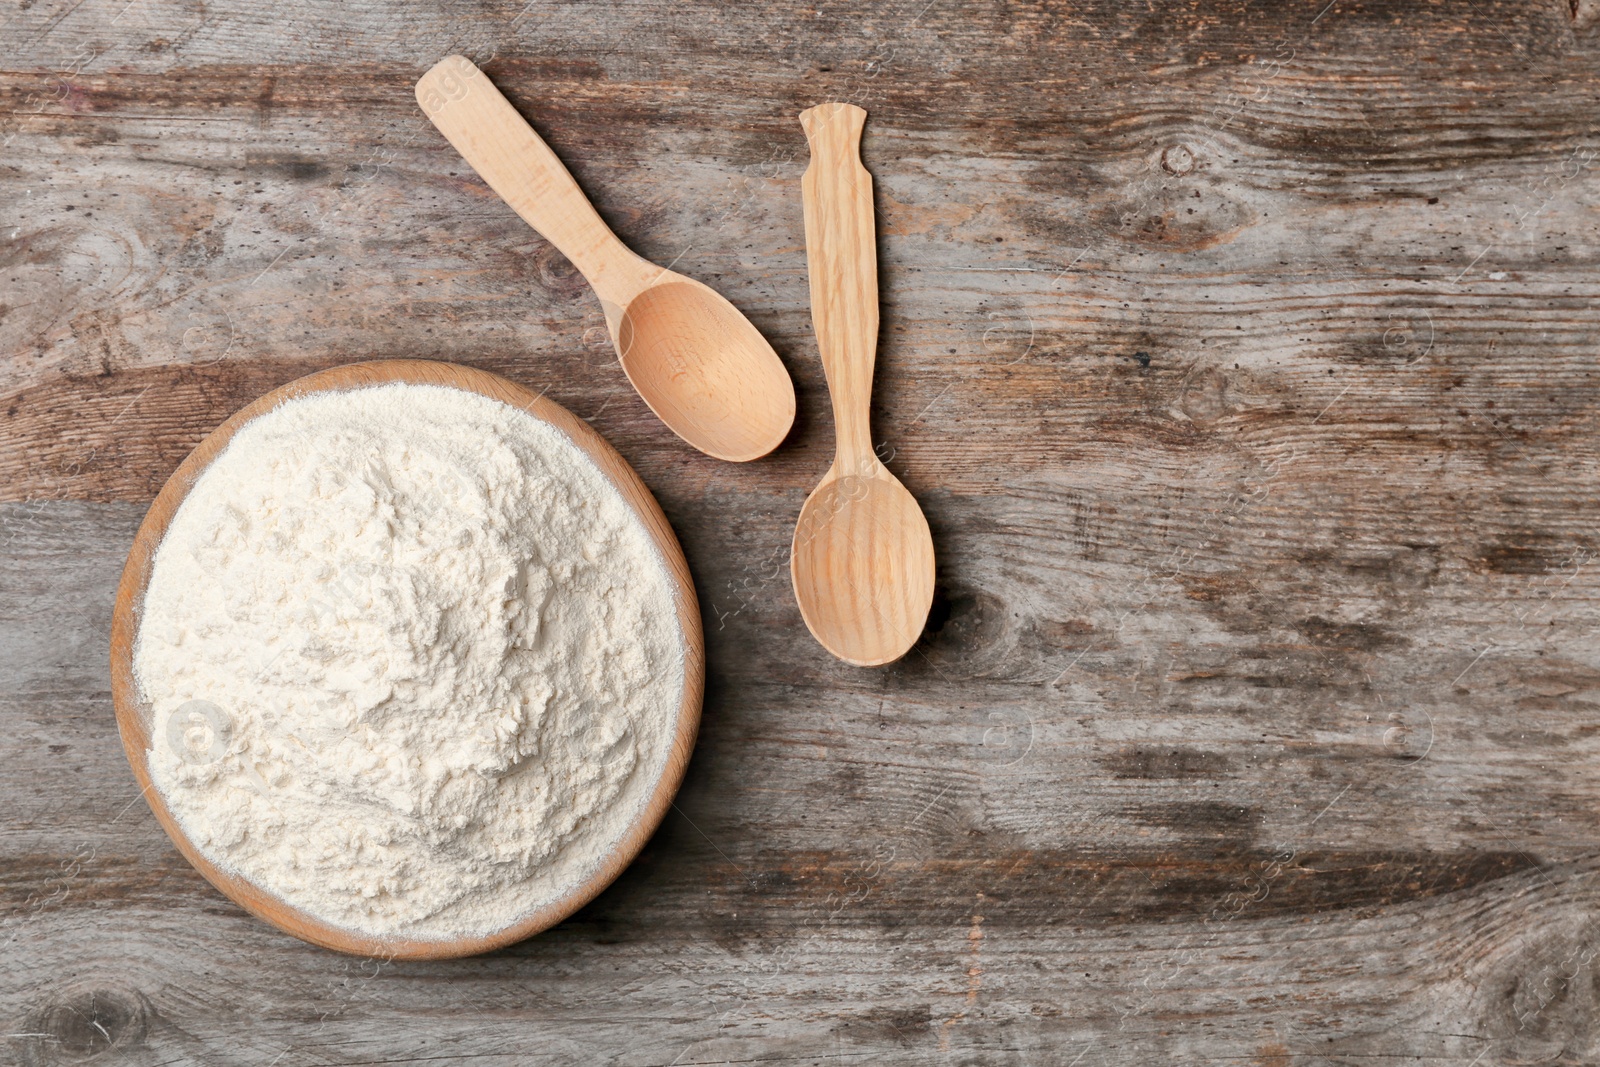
1177, 365, 1229, 424
927, 586, 1007, 659
532, 243, 588, 302
1161, 143, 1196, 176
22, 987, 147, 1064
1475, 917, 1600, 1059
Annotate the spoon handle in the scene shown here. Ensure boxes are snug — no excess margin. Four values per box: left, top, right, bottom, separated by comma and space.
800, 102, 878, 471
417, 56, 649, 307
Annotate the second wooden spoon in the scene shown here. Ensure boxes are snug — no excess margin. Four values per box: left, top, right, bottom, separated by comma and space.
791, 103, 935, 666
417, 56, 795, 462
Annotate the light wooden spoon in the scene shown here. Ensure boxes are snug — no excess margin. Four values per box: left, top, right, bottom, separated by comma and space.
416, 55, 795, 462
791, 103, 935, 667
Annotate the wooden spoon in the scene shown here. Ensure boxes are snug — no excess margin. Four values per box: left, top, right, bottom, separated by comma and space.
790, 103, 935, 667
109, 361, 704, 958
416, 55, 795, 462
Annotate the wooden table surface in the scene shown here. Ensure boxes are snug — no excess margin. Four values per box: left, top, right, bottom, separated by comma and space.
6, 0, 1600, 1062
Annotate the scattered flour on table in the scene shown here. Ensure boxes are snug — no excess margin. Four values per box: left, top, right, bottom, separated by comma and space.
133, 382, 685, 940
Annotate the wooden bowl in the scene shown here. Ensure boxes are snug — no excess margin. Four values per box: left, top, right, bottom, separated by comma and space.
109, 359, 704, 959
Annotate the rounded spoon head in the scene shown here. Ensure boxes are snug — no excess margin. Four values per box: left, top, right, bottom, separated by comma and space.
614, 278, 796, 462
791, 465, 936, 666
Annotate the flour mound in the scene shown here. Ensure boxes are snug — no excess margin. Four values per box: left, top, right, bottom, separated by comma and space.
133, 382, 684, 940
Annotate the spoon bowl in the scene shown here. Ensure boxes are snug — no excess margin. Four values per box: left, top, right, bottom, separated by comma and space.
616, 278, 797, 461
793, 461, 936, 666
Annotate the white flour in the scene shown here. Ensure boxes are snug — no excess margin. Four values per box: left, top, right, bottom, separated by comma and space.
133, 382, 684, 941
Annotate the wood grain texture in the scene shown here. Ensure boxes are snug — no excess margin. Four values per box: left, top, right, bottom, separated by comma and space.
106, 360, 705, 960
5, 0, 1600, 1062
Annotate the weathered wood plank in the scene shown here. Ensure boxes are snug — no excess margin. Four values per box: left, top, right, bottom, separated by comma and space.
2, 483, 1597, 1061
7, 0, 1600, 1062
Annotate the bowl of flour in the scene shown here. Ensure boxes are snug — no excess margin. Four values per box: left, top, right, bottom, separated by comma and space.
109, 360, 703, 958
